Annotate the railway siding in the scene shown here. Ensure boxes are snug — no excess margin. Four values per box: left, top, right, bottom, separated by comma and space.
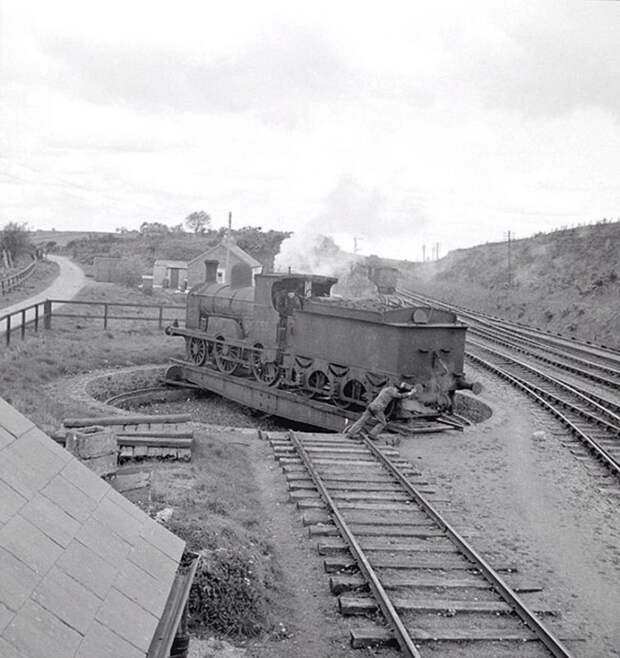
267, 430, 575, 657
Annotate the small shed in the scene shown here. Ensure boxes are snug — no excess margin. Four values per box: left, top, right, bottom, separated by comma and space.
0, 398, 196, 658
152, 260, 188, 290
187, 239, 262, 288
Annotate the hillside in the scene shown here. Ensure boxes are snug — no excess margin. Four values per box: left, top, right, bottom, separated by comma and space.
401, 221, 620, 349
44, 227, 290, 276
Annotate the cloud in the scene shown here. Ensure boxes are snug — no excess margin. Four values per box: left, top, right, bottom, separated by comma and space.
315, 175, 427, 240
41, 25, 363, 124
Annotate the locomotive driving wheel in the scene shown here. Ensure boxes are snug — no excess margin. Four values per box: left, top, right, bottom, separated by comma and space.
187, 337, 208, 366
213, 336, 242, 375
301, 370, 330, 399
335, 378, 368, 411
250, 343, 280, 386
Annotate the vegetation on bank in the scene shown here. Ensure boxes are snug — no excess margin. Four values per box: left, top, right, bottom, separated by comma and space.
402, 221, 620, 348
44, 224, 291, 276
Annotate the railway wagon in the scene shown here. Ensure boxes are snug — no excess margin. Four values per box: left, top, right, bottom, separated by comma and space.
166, 268, 474, 411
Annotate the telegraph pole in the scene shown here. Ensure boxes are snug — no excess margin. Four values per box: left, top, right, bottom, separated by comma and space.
422, 244, 426, 262
353, 236, 363, 254
506, 229, 512, 288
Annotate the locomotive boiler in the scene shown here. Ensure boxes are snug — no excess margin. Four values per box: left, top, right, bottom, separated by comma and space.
166, 267, 476, 412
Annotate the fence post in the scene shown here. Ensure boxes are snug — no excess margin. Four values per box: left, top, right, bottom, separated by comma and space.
6, 314, 10, 346
158, 306, 163, 330
34, 304, 39, 331
43, 300, 52, 330
21, 309, 26, 340
103, 303, 108, 330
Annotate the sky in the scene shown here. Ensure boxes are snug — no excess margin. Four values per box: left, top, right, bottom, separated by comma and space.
1, 0, 619, 260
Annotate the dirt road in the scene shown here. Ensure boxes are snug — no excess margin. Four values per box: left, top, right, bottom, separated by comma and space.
1, 255, 86, 328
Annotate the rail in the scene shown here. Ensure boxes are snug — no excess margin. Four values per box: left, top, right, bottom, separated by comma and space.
0, 298, 186, 346
278, 431, 573, 655
0, 255, 36, 295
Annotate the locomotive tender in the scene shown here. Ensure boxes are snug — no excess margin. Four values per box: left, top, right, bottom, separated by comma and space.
166, 267, 474, 412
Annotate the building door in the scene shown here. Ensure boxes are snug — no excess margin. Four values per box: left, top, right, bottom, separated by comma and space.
169, 268, 180, 289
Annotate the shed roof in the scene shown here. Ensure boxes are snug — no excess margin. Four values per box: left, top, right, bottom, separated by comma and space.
153, 260, 188, 269
0, 398, 185, 658
188, 241, 262, 269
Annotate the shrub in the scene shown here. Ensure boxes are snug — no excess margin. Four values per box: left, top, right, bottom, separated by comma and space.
115, 258, 143, 287
188, 547, 268, 637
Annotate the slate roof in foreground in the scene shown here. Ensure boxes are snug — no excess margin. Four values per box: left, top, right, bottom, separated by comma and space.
0, 398, 185, 658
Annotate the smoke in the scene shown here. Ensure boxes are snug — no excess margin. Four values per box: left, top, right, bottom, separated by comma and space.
275, 231, 357, 277
274, 175, 426, 294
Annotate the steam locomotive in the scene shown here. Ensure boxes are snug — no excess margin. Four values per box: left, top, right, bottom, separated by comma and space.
166, 263, 476, 413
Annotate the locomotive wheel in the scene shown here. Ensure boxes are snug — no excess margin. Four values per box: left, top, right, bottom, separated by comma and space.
302, 370, 330, 399
250, 343, 280, 386
187, 337, 208, 366
335, 378, 368, 411
214, 337, 242, 375
253, 362, 280, 386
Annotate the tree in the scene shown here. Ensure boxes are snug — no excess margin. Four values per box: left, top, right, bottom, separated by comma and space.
0, 221, 31, 265
185, 211, 211, 234
139, 221, 169, 236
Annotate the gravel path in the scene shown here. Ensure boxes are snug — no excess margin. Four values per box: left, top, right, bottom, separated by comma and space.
0, 255, 86, 327
398, 368, 620, 657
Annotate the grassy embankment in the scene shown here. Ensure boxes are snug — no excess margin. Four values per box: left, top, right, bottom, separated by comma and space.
0, 280, 291, 643
401, 221, 620, 348
0, 258, 60, 311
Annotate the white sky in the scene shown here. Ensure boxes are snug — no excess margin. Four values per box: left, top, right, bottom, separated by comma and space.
1, 0, 619, 259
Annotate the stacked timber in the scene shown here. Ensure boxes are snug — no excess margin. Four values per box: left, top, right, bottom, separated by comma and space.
57, 413, 194, 461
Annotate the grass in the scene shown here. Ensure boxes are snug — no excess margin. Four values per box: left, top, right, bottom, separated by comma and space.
1, 277, 291, 643
0, 282, 186, 430
0, 259, 59, 311
149, 430, 287, 639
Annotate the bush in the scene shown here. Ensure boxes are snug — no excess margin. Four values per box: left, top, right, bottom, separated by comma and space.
115, 259, 143, 287
189, 547, 269, 637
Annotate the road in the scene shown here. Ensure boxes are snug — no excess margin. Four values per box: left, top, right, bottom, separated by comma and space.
1, 255, 86, 330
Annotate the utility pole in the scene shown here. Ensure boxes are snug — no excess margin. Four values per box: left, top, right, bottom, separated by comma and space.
422, 244, 426, 262
353, 236, 363, 254
506, 229, 512, 288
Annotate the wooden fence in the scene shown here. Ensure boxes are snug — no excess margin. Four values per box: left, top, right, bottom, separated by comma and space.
0, 256, 37, 295
0, 298, 186, 346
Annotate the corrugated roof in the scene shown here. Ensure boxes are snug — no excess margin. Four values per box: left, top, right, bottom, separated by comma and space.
188, 241, 262, 269
0, 398, 185, 658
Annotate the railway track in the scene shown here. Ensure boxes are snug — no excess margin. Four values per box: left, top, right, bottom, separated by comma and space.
396, 288, 620, 477
397, 289, 620, 367
267, 430, 574, 657
466, 341, 620, 478
397, 289, 620, 385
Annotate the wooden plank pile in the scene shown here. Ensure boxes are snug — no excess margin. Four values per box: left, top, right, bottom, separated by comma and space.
55, 413, 194, 462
